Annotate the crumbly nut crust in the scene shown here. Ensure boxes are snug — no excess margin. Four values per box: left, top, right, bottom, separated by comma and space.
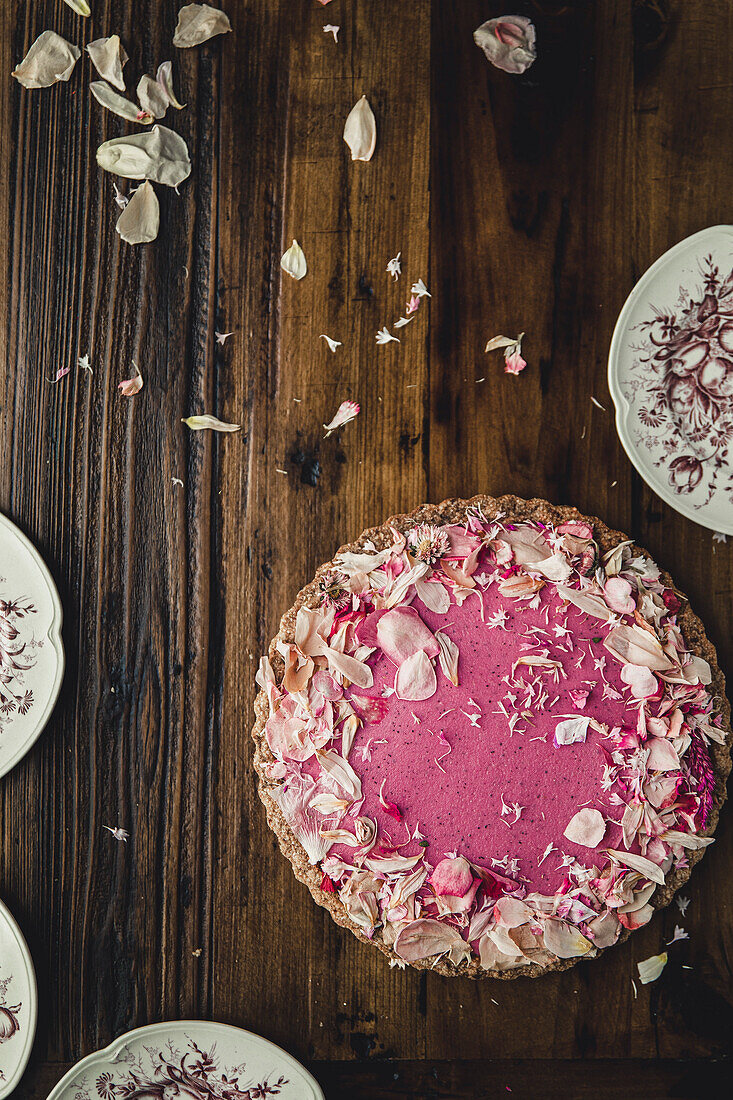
252, 495, 732, 978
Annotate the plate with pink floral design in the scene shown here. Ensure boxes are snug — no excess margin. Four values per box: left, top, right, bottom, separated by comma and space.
46, 1020, 325, 1100
0, 512, 64, 779
0, 898, 37, 1099
608, 225, 733, 534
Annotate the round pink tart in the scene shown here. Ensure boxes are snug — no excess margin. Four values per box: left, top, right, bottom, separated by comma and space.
252, 496, 731, 977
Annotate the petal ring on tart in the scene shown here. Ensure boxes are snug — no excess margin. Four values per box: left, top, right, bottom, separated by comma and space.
252, 496, 731, 978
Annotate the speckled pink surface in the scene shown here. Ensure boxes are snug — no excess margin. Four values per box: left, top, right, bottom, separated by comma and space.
336, 554, 631, 893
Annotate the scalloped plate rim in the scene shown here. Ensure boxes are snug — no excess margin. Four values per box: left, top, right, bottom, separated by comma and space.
0, 897, 38, 1100
45, 1019, 325, 1100
0, 512, 65, 779
608, 224, 733, 535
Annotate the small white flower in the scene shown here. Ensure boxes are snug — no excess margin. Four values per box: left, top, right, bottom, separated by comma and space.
103, 825, 129, 842
215, 331, 234, 345
386, 252, 402, 280
78, 353, 92, 374
410, 278, 431, 298
667, 925, 689, 945
676, 895, 690, 916
319, 334, 342, 353
712, 531, 727, 544
376, 327, 399, 344
323, 24, 339, 43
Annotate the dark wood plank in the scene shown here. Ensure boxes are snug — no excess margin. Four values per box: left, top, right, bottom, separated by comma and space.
0, 0, 731, 1091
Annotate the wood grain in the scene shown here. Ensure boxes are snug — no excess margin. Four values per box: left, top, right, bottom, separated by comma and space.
0, 0, 731, 1095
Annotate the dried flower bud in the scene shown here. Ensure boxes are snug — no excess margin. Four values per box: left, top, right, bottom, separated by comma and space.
474, 15, 536, 75
343, 95, 377, 161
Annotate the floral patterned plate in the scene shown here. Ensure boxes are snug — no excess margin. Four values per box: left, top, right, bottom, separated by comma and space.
0, 512, 64, 779
608, 225, 733, 534
46, 1020, 325, 1100
0, 898, 37, 1099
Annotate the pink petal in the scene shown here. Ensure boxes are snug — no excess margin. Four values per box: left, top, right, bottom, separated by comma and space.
430, 856, 473, 897
493, 896, 533, 928
604, 625, 674, 671
379, 778, 402, 822
377, 606, 440, 665
394, 919, 470, 964
604, 576, 635, 615
395, 649, 437, 701
504, 349, 527, 375
350, 693, 388, 724
324, 399, 360, 436
620, 663, 658, 698
563, 807, 606, 848
646, 736, 680, 772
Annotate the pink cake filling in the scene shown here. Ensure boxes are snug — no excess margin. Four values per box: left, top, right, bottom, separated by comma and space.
345, 582, 630, 894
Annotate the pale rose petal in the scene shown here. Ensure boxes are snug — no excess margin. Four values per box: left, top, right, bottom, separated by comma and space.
281, 238, 307, 280
430, 856, 473, 898
343, 94, 377, 161
604, 624, 674, 671
173, 4, 232, 48
646, 736, 680, 772
325, 646, 373, 689
13, 31, 80, 89
116, 180, 159, 244
414, 576, 451, 614
542, 918, 594, 959
182, 414, 240, 432
563, 807, 606, 848
493, 896, 533, 928
118, 364, 144, 395
555, 584, 615, 622
474, 16, 537, 75
607, 848, 666, 885
394, 919, 471, 965
637, 952, 667, 984
604, 576, 635, 615
87, 35, 128, 91
554, 716, 590, 746
435, 631, 459, 686
377, 606, 439, 665
620, 663, 658, 698
324, 399, 360, 436
395, 649, 437, 701
97, 126, 191, 187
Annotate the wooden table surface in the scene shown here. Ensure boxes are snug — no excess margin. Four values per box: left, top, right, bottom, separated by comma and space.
1, 2, 732, 1097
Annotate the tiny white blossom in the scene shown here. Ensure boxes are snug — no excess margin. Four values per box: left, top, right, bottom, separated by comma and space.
323, 24, 340, 43
411, 278, 431, 298
376, 327, 399, 344
103, 825, 129, 842
386, 252, 402, 279
667, 925, 689, 945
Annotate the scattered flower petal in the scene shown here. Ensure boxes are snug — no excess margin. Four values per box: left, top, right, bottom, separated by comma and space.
116, 180, 160, 244
91, 81, 154, 124
97, 126, 191, 187
102, 825, 129, 842
13, 31, 80, 89
474, 16, 537, 75
563, 807, 606, 848
324, 400, 360, 437
78, 353, 92, 374
591, 395, 607, 411
47, 366, 70, 385
65, 0, 91, 14
637, 952, 667, 984
676, 895, 690, 916
406, 295, 420, 315
215, 330, 234, 345
281, 239, 307, 280
376, 327, 399, 344
393, 316, 414, 329
554, 716, 589, 746
319, 334, 341, 352
411, 278, 431, 298
87, 35, 128, 90
137, 74, 170, 119
118, 364, 144, 396
343, 94, 377, 161
156, 61, 186, 109
386, 253, 402, 280
173, 4, 232, 48
667, 925, 689, 945
182, 414, 241, 432
324, 24, 340, 43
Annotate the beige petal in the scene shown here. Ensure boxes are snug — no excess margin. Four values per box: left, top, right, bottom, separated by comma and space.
137, 75, 170, 119
156, 61, 186, 110
182, 414, 241, 432
281, 239, 307, 280
97, 125, 191, 187
13, 31, 80, 90
64, 0, 91, 14
91, 82, 153, 124
173, 4, 232, 48
343, 95, 377, 161
87, 35, 128, 91
116, 181, 160, 245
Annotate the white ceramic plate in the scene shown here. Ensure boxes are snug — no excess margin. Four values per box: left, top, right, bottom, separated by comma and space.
46, 1020, 325, 1100
0, 513, 64, 779
608, 225, 733, 534
0, 898, 37, 1099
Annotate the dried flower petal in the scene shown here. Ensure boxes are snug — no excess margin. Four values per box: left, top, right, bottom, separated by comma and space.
116, 181, 160, 245
563, 807, 606, 848
395, 649, 437, 701
343, 95, 377, 161
324, 24, 340, 43
96, 125, 191, 187
324, 399, 360, 437
118, 364, 144, 396
607, 849, 666, 886
474, 16, 537, 75
91, 82, 154, 124
554, 716, 589, 746
376, 327, 399, 344
281, 239, 307, 280
394, 919, 471, 965
64, 0, 91, 14
173, 4, 232, 48
320, 334, 341, 352
87, 35, 128, 91
411, 278, 431, 298
156, 61, 186, 109
637, 952, 667, 984
13, 31, 80, 89
137, 75, 170, 119
47, 366, 70, 385
386, 253, 402, 280
182, 414, 241, 432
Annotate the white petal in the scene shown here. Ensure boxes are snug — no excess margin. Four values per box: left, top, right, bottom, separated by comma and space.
182, 414, 241, 432
96, 126, 191, 187
91, 82, 153, 124
173, 4, 232, 48
343, 95, 377, 161
137, 75, 170, 119
281, 239, 307, 280
87, 35, 128, 91
13, 31, 80, 89
116, 181, 160, 245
